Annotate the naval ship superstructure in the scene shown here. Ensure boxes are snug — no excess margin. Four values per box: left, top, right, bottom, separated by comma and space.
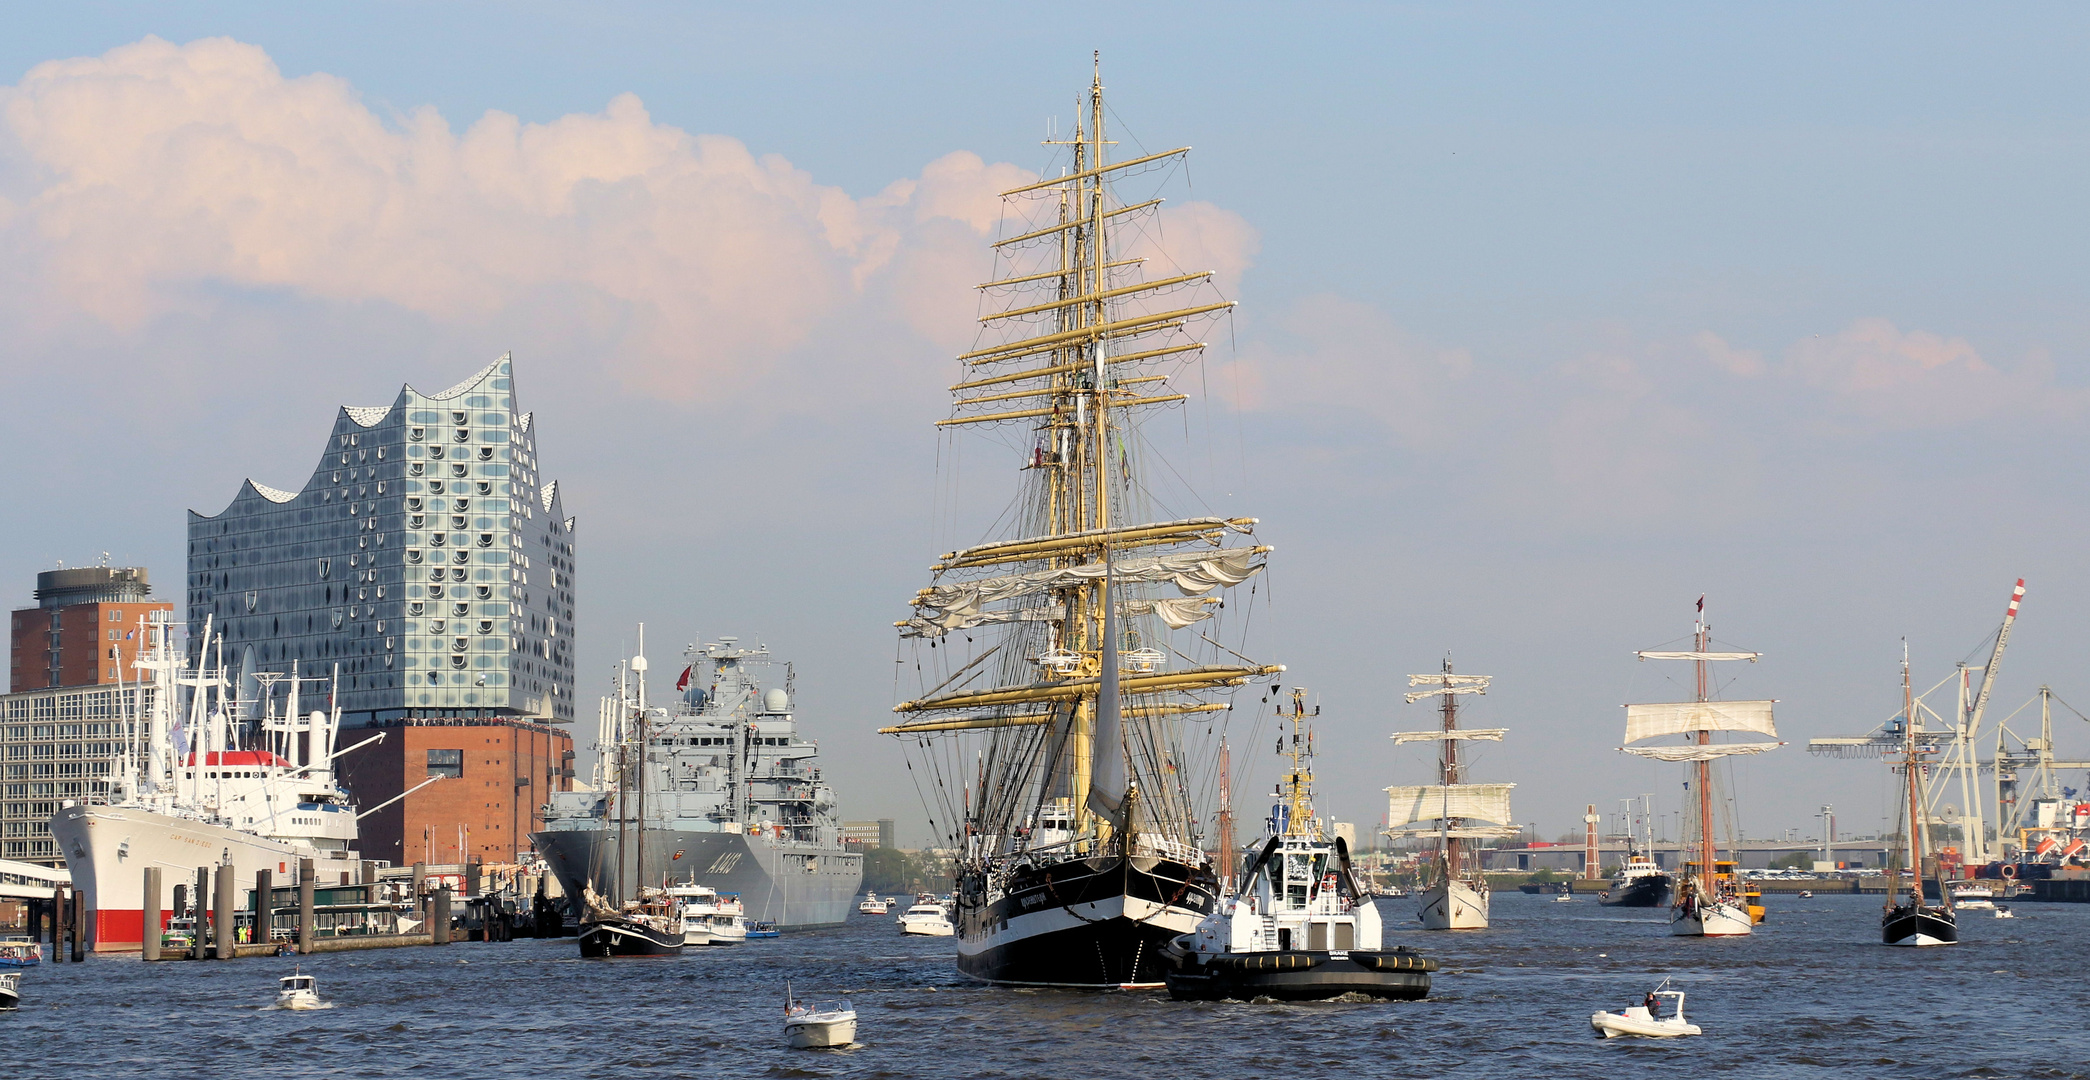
532, 638, 861, 928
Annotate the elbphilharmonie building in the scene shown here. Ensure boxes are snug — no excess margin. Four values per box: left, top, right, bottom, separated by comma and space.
186, 355, 577, 727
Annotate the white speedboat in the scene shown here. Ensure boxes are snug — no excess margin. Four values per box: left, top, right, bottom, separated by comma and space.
1552, 892, 1575, 903
0, 971, 20, 1010
898, 902, 954, 937
275, 969, 324, 1011
1994, 905, 2015, 919
1592, 986, 1701, 1038
784, 985, 856, 1049
857, 893, 889, 915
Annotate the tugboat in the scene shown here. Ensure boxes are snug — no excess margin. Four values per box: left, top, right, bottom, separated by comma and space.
1163, 689, 1437, 1002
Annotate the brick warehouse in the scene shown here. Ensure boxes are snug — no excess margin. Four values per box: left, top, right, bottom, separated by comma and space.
337, 718, 573, 865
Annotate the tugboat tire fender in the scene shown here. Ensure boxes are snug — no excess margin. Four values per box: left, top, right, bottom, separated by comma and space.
1356, 952, 1440, 973
1213, 952, 1324, 971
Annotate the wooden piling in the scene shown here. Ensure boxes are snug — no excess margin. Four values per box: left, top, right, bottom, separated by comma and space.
431, 886, 452, 945
51, 885, 69, 963
298, 857, 316, 955
70, 884, 86, 961
213, 865, 235, 960
255, 868, 273, 948
142, 867, 163, 962
192, 867, 210, 960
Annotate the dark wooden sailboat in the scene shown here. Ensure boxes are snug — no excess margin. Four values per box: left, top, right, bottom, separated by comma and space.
579, 633, 685, 958
1883, 644, 1958, 947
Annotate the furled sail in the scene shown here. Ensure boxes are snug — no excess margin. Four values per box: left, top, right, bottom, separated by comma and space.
1087, 562, 1126, 828
1636, 651, 1760, 662
1621, 741, 1785, 762
1388, 728, 1507, 744
900, 595, 1220, 638
909, 548, 1266, 635
1622, 700, 1777, 744
1384, 782, 1516, 829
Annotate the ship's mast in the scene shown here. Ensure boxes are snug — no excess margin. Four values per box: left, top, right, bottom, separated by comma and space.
1217, 736, 1235, 893
1280, 688, 1317, 840
1694, 609, 1715, 899
1440, 661, 1463, 886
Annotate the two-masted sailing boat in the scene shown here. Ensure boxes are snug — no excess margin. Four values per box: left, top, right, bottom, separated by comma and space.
1883, 644, 1958, 947
578, 632, 685, 958
883, 61, 1281, 988
1621, 601, 1781, 937
1388, 662, 1517, 930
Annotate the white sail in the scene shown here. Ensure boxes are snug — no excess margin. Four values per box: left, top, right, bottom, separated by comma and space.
1388, 728, 1507, 744
1623, 700, 1776, 743
1622, 741, 1784, 762
1637, 651, 1760, 662
1403, 685, 1489, 703
900, 596, 1218, 638
1406, 673, 1491, 687
1384, 783, 1515, 829
910, 548, 1264, 636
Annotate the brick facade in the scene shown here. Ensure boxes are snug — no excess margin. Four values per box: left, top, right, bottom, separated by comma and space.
337, 718, 574, 865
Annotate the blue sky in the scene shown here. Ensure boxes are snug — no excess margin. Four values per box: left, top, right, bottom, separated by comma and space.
5, 4, 2090, 847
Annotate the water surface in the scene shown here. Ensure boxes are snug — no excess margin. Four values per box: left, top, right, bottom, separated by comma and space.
18, 892, 2085, 1079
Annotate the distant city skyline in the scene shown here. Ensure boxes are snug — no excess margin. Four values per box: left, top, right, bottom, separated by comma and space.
4, 7, 2089, 847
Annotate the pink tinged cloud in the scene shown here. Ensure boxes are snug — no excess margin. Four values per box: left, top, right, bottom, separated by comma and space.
0, 36, 1259, 404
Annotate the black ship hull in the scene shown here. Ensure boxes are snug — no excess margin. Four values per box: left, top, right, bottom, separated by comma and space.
577, 917, 684, 958
1881, 905, 1958, 947
954, 853, 1215, 988
1163, 949, 1434, 1001
1599, 874, 1673, 907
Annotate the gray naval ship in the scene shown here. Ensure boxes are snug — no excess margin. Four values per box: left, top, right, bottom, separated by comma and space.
531, 637, 862, 928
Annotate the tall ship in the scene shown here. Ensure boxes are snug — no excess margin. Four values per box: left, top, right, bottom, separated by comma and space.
50, 615, 365, 951
533, 636, 861, 929
1620, 601, 1781, 937
883, 61, 1281, 988
1388, 662, 1516, 930
1882, 644, 1959, 946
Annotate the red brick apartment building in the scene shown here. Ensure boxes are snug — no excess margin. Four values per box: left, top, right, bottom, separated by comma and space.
337, 718, 574, 865
9, 567, 173, 691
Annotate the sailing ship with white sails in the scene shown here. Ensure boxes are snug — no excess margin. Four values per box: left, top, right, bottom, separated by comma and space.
1882, 644, 1959, 947
884, 60, 1280, 988
1388, 662, 1516, 930
1620, 601, 1781, 937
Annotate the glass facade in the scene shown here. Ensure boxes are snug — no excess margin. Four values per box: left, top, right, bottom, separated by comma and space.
185, 355, 577, 727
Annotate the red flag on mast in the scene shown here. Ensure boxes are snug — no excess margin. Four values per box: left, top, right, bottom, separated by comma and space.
675, 665, 693, 691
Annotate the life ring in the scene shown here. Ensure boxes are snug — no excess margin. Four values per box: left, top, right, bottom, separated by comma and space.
2000, 863, 2019, 879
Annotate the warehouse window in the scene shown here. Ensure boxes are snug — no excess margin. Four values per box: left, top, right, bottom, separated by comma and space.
427, 749, 464, 779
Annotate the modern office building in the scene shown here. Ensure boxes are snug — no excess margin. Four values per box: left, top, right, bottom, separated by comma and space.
185, 354, 577, 729
9, 566, 173, 692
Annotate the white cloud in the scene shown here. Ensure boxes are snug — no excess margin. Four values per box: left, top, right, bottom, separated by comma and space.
0, 37, 1042, 401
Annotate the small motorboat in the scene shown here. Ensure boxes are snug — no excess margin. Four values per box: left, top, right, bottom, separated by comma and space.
746, 921, 781, 939
1994, 905, 2015, 919
275, 969, 324, 1011
0, 970, 20, 1010
784, 982, 857, 1049
0, 937, 39, 969
1552, 892, 1575, 903
1797, 890, 1813, 899
1592, 984, 1701, 1039
857, 893, 890, 916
